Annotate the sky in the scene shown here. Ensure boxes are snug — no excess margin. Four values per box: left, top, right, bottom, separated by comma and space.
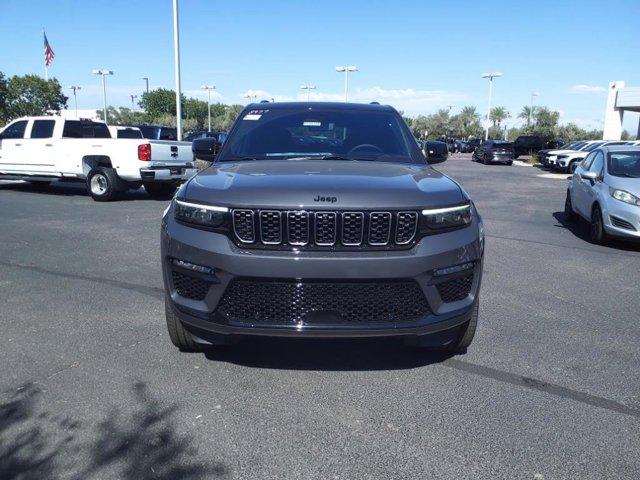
1, 0, 639, 131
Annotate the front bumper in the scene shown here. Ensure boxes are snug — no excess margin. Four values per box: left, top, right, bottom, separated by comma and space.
603, 197, 640, 240
161, 211, 484, 339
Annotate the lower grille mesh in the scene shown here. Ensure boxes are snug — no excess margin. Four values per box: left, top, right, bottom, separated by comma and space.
172, 271, 210, 301
436, 275, 473, 303
216, 278, 431, 325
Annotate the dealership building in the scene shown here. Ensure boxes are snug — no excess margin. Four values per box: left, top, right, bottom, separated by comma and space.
604, 81, 640, 140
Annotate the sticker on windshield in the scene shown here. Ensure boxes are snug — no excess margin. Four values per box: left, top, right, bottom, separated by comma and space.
243, 109, 269, 121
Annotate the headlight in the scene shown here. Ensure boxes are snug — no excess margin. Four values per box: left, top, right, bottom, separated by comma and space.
422, 204, 472, 230
609, 188, 640, 206
174, 199, 229, 227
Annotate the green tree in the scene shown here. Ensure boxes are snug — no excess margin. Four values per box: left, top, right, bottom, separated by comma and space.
1, 73, 67, 123
95, 106, 150, 126
532, 107, 560, 140
139, 88, 185, 117
451, 106, 482, 139
518, 106, 536, 127
489, 106, 510, 129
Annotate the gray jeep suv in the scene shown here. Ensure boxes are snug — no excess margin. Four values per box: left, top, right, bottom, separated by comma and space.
161, 102, 484, 354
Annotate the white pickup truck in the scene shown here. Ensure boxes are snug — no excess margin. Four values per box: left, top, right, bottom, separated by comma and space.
0, 116, 196, 201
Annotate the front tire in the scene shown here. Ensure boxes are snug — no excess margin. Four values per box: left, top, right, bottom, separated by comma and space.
165, 296, 200, 352
144, 182, 178, 199
87, 167, 122, 201
564, 190, 577, 222
443, 301, 478, 354
590, 204, 608, 245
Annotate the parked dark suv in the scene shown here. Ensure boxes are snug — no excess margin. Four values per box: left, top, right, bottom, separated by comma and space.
472, 140, 514, 165
161, 102, 484, 354
513, 135, 544, 158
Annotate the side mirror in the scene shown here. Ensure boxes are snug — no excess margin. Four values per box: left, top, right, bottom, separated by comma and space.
580, 171, 598, 182
192, 137, 221, 162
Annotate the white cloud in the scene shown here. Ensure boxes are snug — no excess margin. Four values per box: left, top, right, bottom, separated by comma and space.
239, 86, 466, 115
184, 89, 224, 101
569, 84, 606, 94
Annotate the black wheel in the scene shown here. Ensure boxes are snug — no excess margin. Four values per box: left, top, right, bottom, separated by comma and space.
165, 296, 200, 352
144, 182, 178, 199
86, 167, 122, 201
506, 161, 513, 166
28, 180, 51, 190
445, 301, 478, 354
589, 204, 608, 245
569, 161, 579, 174
564, 190, 577, 222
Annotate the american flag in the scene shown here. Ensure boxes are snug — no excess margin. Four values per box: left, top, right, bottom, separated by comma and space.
44, 32, 55, 66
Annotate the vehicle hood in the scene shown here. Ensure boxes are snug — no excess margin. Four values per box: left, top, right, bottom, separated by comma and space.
547, 149, 575, 155
559, 151, 587, 158
184, 159, 466, 209
606, 175, 640, 197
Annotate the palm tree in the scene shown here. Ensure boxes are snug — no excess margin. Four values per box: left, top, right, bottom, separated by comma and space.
490, 107, 510, 129
518, 106, 536, 126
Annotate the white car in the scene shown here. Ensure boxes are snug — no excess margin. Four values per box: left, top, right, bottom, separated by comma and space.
544, 140, 602, 169
555, 140, 630, 173
0, 116, 196, 201
565, 145, 640, 243
108, 125, 143, 139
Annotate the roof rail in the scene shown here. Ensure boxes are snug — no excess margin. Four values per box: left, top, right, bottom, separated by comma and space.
370, 101, 380, 105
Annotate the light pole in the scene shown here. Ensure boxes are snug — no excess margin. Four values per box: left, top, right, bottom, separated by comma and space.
142, 77, 149, 94
130, 94, 138, 111
335, 65, 358, 102
68, 86, 81, 117
529, 91, 539, 127
481, 71, 502, 140
300, 84, 316, 101
172, 0, 183, 140
243, 93, 257, 104
201, 85, 216, 132
92, 69, 113, 123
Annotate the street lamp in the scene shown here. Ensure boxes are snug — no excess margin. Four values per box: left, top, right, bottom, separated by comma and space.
529, 91, 539, 127
130, 94, 138, 111
201, 85, 216, 132
481, 71, 502, 140
92, 69, 113, 123
300, 84, 316, 101
142, 77, 149, 93
172, 0, 183, 140
68, 86, 81, 117
335, 65, 358, 102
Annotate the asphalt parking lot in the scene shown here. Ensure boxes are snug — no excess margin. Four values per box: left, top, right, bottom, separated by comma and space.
1, 155, 639, 480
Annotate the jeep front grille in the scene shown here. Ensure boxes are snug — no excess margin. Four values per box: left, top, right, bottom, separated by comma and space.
231, 209, 419, 249
216, 278, 431, 325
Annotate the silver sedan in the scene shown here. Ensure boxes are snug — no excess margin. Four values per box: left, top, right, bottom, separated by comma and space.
565, 146, 640, 244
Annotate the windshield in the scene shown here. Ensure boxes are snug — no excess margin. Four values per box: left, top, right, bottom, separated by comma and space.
583, 142, 604, 152
217, 108, 421, 164
608, 152, 640, 178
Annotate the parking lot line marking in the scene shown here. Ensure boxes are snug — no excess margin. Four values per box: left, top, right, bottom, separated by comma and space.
486, 234, 640, 259
536, 173, 571, 180
444, 359, 640, 419
0, 260, 164, 299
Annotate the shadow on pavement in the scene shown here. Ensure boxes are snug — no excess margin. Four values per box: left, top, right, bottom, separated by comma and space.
0, 181, 168, 202
553, 211, 640, 252
204, 337, 454, 371
0, 382, 227, 480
